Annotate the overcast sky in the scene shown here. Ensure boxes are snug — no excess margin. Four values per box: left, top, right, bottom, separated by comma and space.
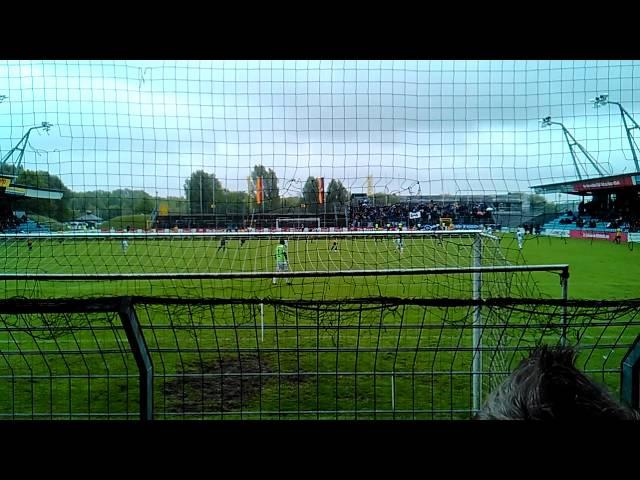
1, 60, 639, 199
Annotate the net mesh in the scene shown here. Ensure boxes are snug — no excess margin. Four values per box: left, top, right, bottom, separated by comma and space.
1, 60, 639, 419
0, 231, 544, 301
3, 60, 638, 301
0, 297, 637, 420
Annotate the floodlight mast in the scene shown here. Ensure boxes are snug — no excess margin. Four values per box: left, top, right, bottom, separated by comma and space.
540, 116, 608, 180
0, 122, 53, 176
591, 94, 640, 172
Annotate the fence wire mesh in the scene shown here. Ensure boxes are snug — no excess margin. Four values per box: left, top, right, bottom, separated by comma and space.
1, 297, 638, 420
1, 60, 640, 420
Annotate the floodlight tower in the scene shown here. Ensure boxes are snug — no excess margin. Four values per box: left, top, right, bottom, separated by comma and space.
539, 116, 609, 180
0, 122, 54, 177
591, 94, 640, 172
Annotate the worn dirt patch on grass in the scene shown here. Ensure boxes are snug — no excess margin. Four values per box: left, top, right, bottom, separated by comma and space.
162, 353, 306, 414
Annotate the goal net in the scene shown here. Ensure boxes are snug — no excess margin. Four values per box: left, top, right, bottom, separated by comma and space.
275, 217, 320, 231
1, 61, 636, 418
0, 229, 543, 302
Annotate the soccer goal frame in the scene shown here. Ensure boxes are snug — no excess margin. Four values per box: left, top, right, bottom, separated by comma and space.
0, 229, 571, 413
275, 217, 321, 230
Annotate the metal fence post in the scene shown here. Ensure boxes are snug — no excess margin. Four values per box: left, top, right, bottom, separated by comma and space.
560, 267, 570, 347
118, 298, 154, 421
621, 334, 640, 410
472, 234, 483, 413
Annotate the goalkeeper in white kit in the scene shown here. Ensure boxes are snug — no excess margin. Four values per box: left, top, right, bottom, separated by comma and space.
516, 227, 525, 250
395, 223, 405, 253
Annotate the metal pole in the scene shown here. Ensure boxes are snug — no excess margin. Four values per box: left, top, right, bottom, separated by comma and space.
561, 126, 584, 180
621, 334, 640, 410
199, 175, 203, 215
560, 268, 569, 347
3, 264, 571, 282
260, 302, 264, 342
611, 102, 640, 172
391, 372, 395, 412
472, 233, 483, 413
118, 299, 153, 421
212, 175, 216, 230
620, 108, 640, 172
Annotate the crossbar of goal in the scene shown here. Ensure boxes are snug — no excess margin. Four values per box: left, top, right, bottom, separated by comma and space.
0, 229, 485, 240
0, 264, 569, 281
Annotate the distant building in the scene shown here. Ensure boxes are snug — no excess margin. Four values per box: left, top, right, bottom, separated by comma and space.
74, 212, 103, 229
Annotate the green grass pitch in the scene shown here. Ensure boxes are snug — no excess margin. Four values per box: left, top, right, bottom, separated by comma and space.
0, 233, 638, 419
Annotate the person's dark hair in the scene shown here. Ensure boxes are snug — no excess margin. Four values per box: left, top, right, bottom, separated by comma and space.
279, 239, 285, 245
476, 346, 639, 420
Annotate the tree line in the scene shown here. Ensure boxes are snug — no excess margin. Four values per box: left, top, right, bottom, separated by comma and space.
185, 165, 350, 216
2, 164, 352, 222
3, 163, 558, 223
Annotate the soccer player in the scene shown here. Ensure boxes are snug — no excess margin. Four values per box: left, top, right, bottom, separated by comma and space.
121, 239, 129, 254
27, 239, 33, 251
395, 234, 405, 254
217, 237, 227, 252
240, 238, 246, 247
273, 239, 291, 285
615, 227, 622, 244
516, 227, 525, 250
330, 239, 338, 251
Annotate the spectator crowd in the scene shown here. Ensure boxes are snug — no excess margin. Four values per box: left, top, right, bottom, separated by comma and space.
0, 204, 26, 233
558, 194, 640, 232
349, 199, 494, 228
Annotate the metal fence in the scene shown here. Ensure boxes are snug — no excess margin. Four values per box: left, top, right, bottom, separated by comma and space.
1, 296, 638, 420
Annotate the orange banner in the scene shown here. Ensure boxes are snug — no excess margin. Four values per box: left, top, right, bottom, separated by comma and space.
317, 177, 324, 204
256, 176, 264, 205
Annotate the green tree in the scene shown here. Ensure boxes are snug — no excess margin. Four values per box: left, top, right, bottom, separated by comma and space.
166, 196, 189, 215
529, 193, 557, 214
134, 192, 155, 215
326, 179, 350, 210
249, 165, 280, 211
68, 189, 155, 220
302, 176, 320, 213
222, 190, 249, 215
184, 170, 224, 215
280, 196, 304, 214
0, 163, 22, 176
16, 169, 73, 221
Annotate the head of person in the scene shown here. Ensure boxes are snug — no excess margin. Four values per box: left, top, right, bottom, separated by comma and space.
280, 239, 285, 245
475, 346, 639, 420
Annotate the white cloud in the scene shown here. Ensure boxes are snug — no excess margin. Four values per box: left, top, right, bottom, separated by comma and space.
1, 60, 640, 198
